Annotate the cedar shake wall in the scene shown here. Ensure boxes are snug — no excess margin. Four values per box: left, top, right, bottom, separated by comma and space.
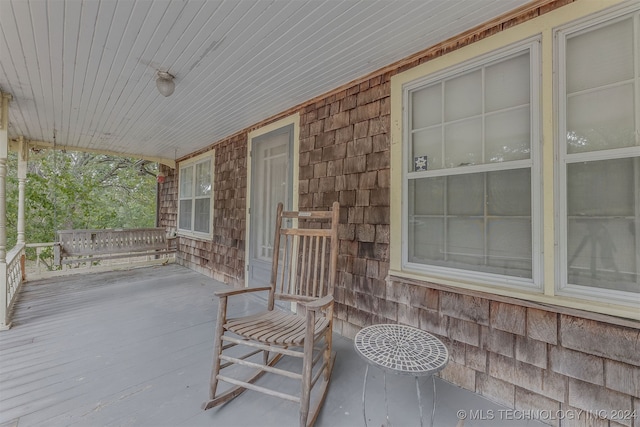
297, 76, 392, 340
157, 164, 177, 231
159, 135, 248, 285
158, 1, 640, 423
210, 135, 247, 286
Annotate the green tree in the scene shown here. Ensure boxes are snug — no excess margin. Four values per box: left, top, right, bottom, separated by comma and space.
6, 149, 158, 252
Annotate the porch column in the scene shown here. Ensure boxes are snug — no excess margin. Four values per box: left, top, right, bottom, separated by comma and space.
0, 91, 12, 329
17, 136, 27, 245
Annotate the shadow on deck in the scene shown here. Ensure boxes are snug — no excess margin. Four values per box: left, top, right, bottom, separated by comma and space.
0, 265, 547, 427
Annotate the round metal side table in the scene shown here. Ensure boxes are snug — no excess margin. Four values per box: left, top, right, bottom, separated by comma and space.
354, 324, 449, 427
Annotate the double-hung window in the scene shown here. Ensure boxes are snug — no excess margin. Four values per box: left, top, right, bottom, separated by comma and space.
178, 153, 214, 238
557, 7, 640, 303
404, 40, 541, 289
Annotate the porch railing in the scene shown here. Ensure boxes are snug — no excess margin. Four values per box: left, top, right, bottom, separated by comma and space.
1, 229, 176, 329
26, 242, 57, 276
2, 242, 25, 329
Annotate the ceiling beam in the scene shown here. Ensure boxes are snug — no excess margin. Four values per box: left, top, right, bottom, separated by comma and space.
8, 138, 176, 169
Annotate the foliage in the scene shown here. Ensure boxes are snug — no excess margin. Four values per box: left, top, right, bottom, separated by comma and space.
6, 149, 158, 251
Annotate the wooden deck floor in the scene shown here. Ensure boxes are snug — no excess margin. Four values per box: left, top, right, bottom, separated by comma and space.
0, 265, 546, 427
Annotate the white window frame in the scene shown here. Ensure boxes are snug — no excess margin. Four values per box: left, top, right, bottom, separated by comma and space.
401, 38, 543, 291
555, 4, 640, 305
177, 151, 215, 240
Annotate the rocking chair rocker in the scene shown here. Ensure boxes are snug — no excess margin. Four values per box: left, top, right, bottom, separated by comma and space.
203, 202, 340, 427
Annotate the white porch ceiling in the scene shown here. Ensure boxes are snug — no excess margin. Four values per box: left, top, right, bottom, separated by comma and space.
0, 0, 533, 166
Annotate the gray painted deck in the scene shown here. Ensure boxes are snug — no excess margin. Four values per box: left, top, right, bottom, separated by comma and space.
0, 265, 546, 427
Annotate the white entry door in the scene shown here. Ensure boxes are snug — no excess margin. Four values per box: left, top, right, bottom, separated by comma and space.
248, 124, 293, 287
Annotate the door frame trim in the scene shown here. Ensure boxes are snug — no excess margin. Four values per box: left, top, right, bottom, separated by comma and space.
245, 113, 300, 288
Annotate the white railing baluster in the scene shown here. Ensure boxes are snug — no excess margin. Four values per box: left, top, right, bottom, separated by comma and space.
2, 243, 25, 330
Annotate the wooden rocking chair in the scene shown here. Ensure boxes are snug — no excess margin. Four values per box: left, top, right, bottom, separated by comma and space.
203, 201, 340, 427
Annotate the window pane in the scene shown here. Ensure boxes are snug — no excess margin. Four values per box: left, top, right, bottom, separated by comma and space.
487, 169, 530, 216
444, 70, 482, 121
567, 158, 635, 217
408, 177, 446, 264
194, 198, 210, 233
412, 127, 442, 171
485, 52, 530, 112
179, 200, 192, 230
411, 49, 531, 170
566, 157, 639, 292
412, 83, 442, 129
180, 166, 193, 198
269, 154, 289, 206
486, 107, 530, 162
409, 217, 444, 262
409, 177, 444, 216
444, 117, 482, 167
195, 160, 212, 197
488, 218, 532, 277
566, 18, 634, 93
447, 174, 483, 216
567, 218, 637, 292
408, 169, 532, 278
567, 84, 635, 153
447, 218, 484, 266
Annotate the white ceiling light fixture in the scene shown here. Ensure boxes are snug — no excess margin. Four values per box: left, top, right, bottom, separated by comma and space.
156, 71, 175, 97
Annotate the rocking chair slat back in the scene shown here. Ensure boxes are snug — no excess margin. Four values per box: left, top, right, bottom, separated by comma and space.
270, 202, 339, 310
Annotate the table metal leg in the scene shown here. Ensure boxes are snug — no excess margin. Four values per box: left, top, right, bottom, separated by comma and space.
416, 376, 424, 427
383, 370, 390, 426
362, 364, 369, 427
431, 375, 437, 427
417, 375, 437, 427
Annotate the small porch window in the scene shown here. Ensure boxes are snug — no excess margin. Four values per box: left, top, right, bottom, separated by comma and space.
178, 152, 214, 239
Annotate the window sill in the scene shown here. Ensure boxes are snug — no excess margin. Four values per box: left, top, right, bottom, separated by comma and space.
177, 231, 213, 241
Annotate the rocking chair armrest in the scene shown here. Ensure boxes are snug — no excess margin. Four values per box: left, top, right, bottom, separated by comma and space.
304, 295, 334, 312
214, 286, 271, 299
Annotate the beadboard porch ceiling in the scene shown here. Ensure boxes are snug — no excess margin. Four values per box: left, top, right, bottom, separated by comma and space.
1, 0, 532, 166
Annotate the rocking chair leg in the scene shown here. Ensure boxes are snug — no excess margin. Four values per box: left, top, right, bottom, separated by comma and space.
209, 347, 221, 399
208, 297, 228, 399
299, 314, 315, 427
323, 327, 333, 381
300, 358, 312, 427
